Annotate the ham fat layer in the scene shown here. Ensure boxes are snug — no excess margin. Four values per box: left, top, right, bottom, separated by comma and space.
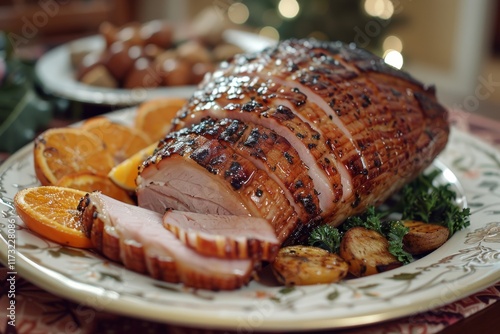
163, 209, 279, 261
78, 192, 254, 290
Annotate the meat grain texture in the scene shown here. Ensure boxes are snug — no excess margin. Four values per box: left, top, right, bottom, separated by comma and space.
137, 39, 449, 245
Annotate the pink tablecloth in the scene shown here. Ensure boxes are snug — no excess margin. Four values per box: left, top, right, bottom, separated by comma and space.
1, 109, 500, 334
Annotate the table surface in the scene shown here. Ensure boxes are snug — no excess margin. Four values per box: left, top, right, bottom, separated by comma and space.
1, 109, 500, 334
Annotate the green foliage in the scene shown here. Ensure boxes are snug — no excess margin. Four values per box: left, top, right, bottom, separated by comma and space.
0, 31, 53, 152
401, 171, 470, 236
382, 220, 412, 264
308, 224, 341, 254
342, 206, 383, 233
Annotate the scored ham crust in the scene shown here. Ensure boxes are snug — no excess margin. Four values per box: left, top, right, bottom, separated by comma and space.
137, 39, 449, 245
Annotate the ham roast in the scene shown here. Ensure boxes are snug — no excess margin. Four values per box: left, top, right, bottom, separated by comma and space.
80, 39, 449, 290
137, 39, 449, 244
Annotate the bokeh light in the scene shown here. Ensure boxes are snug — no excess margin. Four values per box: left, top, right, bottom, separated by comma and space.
228, 2, 250, 25
278, 0, 300, 19
383, 49, 403, 69
378, 0, 394, 19
383, 35, 403, 52
259, 26, 280, 41
364, 0, 394, 20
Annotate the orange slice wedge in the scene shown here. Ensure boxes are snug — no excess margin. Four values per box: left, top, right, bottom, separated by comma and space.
56, 172, 135, 204
82, 118, 151, 164
14, 186, 92, 248
134, 97, 187, 142
108, 142, 158, 191
34, 128, 115, 186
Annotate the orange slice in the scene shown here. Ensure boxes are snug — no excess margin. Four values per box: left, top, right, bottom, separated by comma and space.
134, 97, 187, 142
80, 116, 109, 128
82, 118, 150, 164
108, 141, 157, 191
34, 128, 115, 186
14, 186, 92, 248
56, 172, 134, 204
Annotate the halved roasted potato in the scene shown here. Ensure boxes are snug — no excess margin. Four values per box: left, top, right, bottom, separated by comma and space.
272, 245, 348, 286
402, 220, 449, 255
339, 227, 401, 277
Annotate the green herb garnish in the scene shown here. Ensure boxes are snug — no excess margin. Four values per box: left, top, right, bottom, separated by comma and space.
342, 206, 384, 233
308, 224, 341, 254
400, 171, 470, 236
382, 220, 412, 264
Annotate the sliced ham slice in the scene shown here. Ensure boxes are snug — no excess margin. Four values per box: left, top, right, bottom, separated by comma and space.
163, 209, 279, 261
173, 95, 342, 215
137, 131, 301, 242
170, 117, 321, 222
78, 192, 254, 290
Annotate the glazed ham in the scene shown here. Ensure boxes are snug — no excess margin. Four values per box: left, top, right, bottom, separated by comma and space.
137, 119, 318, 242
78, 192, 256, 290
163, 209, 279, 260
137, 39, 449, 245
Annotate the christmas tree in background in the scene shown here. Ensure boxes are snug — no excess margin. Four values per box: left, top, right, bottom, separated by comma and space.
238, 0, 402, 56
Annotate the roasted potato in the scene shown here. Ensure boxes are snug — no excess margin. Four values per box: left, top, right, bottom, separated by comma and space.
403, 220, 449, 255
339, 227, 401, 277
272, 245, 348, 286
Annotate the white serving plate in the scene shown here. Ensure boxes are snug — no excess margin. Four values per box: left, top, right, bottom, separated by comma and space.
1, 109, 500, 332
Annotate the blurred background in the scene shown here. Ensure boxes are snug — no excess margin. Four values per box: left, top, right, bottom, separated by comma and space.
0, 0, 499, 153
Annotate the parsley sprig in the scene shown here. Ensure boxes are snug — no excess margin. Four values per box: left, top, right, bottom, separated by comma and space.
308, 225, 341, 254
400, 170, 470, 236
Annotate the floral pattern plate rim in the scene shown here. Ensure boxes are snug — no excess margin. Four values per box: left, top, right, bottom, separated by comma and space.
1, 109, 500, 332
